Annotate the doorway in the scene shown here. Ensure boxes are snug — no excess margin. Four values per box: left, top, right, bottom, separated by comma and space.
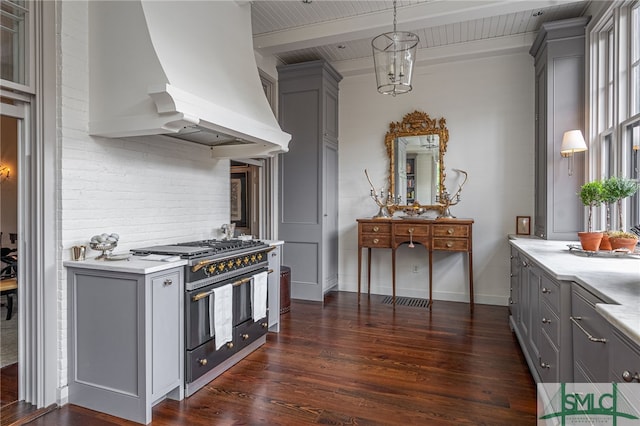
230, 161, 262, 238
0, 112, 19, 406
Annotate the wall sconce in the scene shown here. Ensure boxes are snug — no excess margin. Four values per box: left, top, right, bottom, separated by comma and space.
560, 130, 587, 176
0, 165, 10, 184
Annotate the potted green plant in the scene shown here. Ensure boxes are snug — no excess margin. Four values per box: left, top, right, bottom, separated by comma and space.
578, 181, 604, 251
599, 179, 617, 250
607, 230, 639, 251
601, 176, 639, 251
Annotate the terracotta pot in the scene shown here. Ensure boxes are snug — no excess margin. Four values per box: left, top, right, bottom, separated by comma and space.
599, 233, 612, 251
578, 232, 604, 252
609, 237, 639, 252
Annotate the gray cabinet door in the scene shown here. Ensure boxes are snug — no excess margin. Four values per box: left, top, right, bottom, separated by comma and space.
527, 264, 542, 362
150, 270, 183, 398
609, 329, 640, 383
530, 17, 588, 240
323, 142, 339, 294
267, 243, 282, 331
277, 60, 342, 302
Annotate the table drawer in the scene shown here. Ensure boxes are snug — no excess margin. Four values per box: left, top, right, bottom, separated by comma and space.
360, 234, 391, 248
360, 223, 391, 235
432, 238, 469, 251
394, 224, 430, 237
433, 224, 469, 238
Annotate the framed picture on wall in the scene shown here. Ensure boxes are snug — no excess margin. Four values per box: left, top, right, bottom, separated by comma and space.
516, 216, 531, 235
231, 172, 248, 228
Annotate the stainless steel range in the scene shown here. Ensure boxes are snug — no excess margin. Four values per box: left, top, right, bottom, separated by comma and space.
131, 239, 273, 396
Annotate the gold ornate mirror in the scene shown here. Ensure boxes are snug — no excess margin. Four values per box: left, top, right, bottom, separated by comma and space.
386, 111, 449, 213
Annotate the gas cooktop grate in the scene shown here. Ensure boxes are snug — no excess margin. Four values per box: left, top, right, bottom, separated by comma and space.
381, 296, 429, 308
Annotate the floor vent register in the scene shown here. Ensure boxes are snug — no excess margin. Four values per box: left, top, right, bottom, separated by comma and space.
381, 296, 429, 308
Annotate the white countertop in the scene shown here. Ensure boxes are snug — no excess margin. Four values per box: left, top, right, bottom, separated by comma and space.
63, 240, 283, 274
509, 237, 640, 345
64, 255, 187, 274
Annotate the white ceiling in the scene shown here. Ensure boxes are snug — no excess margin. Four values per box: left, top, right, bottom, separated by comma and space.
251, 0, 592, 75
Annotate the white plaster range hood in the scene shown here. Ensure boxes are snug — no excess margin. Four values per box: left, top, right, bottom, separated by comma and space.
89, 1, 290, 158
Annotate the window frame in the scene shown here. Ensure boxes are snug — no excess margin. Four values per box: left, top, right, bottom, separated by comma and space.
0, 0, 35, 94
588, 0, 640, 230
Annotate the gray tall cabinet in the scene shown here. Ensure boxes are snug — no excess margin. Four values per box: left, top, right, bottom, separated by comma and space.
530, 17, 589, 240
277, 60, 342, 302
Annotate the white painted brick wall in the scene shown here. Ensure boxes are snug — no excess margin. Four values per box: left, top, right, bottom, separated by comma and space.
57, 2, 230, 389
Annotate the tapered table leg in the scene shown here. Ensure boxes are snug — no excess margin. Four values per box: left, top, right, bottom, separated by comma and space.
428, 249, 433, 309
391, 248, 396, 304
367, 248, 372, 298
469, 251, 474, 311
357, 247, 362, 305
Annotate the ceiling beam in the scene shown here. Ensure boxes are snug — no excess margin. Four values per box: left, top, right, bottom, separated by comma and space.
253, 0, 586, 55
333, 32, 537, 77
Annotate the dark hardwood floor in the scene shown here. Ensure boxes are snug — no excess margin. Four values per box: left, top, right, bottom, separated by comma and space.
7, 291, 537, 425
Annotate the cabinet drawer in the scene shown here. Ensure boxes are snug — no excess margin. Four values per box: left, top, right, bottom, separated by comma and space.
360, 223, 391, 234
235, 317, 268, 352
538, 332, 560, 382
433, 224, 469, 238
540, 301, 559, 348
186, 338, 236, 383
571, 285, 609, 383
394, 224, 429, 237
539, 275, 560, 312
432, 238, 469, 251
609, 330, 640, 383
360, 235, 391, 248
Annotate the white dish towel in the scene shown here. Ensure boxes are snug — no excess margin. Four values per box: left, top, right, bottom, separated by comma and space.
251, 271, 268, 322
211, 284, 233, 350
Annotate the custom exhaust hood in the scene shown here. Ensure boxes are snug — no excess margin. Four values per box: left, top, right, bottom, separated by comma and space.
88, 1, 290, 158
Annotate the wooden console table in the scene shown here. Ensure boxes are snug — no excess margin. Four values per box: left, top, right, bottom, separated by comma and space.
357, 218, 474, 308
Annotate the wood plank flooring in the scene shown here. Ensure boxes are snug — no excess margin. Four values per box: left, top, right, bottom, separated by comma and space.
10, 292, 537, 425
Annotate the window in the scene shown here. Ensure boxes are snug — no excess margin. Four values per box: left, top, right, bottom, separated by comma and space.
606, 28, 615, 128
590, 1, 640, 230
632, 3, 640, 115
0, 0, 29, 86
602, 132, 615, 179
628, 121, 640, 225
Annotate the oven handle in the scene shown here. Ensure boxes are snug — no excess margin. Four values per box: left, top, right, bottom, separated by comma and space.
191, 269, 273, 302
191, 246, 276, 273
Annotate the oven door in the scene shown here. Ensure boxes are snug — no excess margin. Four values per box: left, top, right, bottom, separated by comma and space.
185, 268, 266, 351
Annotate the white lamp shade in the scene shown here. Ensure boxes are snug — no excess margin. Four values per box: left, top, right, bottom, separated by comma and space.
561, 130, 587, 154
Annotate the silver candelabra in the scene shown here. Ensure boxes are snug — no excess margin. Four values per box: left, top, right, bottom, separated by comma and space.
365, 169, 400, 218
436, 169, 468, 218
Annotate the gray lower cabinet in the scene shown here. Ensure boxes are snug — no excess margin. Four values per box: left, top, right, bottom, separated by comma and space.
277, 60, 341, 302
509, 244, 572, 383
67, 266, 184, 424
510, 242, 640, 387
267, 242, 282, 332
509, 246, 521, 325
570, 283, 609, 382
572, 283, 640, 384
